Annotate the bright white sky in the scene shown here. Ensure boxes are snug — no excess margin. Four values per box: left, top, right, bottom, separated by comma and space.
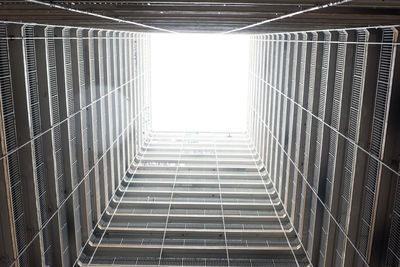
151, 33, 249, 132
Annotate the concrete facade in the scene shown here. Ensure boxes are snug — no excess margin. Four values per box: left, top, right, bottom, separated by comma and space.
1, 1, 400, 266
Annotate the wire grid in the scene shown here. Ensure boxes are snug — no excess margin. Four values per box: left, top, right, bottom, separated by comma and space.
1, 22, 152, 267
8, 81, 149, 266
45, 25, 70, 265
24, 24, 55, 266
0, 23, 28, 265
0, 56, 149, 164
84, 133, 306, 266
158, 135, 185, 265
247, 26, 400, 266
75, 33, 152, 264
251, 104, 367, 266
249, 32, 400, 180
248, 32, 371, 265
214, 142, 230, 265
86, 135, 154, 264
80, 256, 302, 266
254, 38, 400, 46
245, 143, 307, 267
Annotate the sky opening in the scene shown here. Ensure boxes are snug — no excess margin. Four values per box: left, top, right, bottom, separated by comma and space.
151, 33, 249, 132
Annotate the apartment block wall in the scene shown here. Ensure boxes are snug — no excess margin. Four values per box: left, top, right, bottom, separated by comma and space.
0, 22, 151, 267
247, 27, 400, 266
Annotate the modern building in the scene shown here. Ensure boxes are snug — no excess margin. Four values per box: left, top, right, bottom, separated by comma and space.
0, 1, 399, 266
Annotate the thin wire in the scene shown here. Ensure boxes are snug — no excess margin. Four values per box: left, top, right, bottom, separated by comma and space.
158, 135, 184, 266
222, 0, 352, 34
83, 38, 152, 265
0, 19, 147, 33
250, 71, 400, 179
75, 123, 149, 266
10, 105, 148, 267
250, 105, 370, 266
0, 72, 146, 163
25, 0, 177, 34
214, 142, 230, 266
87, 135, 154, 265
150, 131, 248, 135
255, 38, 400, 46
0, 36, 150, 40
6, 30, 150, 266
387, 247, 400, 263
252, 24, 400, 37
245, 140, 304, 267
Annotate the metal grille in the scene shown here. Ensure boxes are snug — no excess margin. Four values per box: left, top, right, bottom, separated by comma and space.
1, 22, 151, 267
23, 24, 56, 266
248, 26, 400, 267
387, 180, 400, 265
83, 133, 308, 266
1, 19, 400, 267
0, 24, 28, 263
334, 29, 369, 265
359, 28, 396, 257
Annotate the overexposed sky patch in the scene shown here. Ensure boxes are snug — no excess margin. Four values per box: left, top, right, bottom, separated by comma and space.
151, 33, 249, 132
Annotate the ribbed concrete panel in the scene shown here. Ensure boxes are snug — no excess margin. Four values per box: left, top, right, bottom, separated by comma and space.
1, 9, 400, 267
0, 22, 151, 267
248, 26, 400, 266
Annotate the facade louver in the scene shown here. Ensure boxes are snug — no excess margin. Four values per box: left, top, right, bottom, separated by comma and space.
1, 3, 400, 266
